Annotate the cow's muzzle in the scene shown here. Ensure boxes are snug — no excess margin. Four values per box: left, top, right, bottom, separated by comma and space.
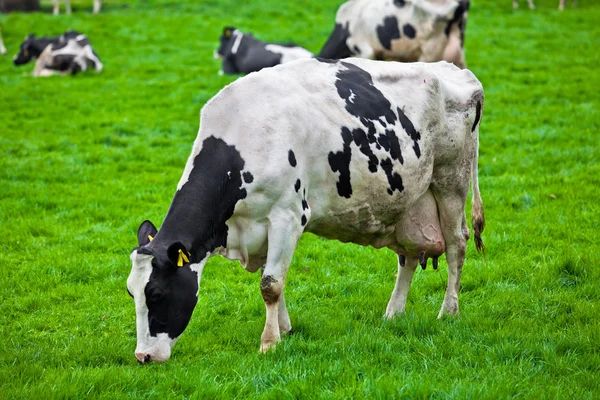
136, 353, 151, 364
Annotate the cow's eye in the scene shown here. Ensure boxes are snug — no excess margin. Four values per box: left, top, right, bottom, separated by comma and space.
149, 289, 164, 303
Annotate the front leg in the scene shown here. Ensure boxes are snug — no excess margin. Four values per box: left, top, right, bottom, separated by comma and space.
259, 213, 303, 352
52, 0, 60, 15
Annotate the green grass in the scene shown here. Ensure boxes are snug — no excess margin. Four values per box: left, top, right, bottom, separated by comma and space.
1, 0, 599, 398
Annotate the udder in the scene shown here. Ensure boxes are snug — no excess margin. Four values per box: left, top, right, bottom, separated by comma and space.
394, 190, 445, 259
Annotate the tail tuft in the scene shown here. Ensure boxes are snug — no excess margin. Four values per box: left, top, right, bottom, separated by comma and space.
473, 208, 485, 253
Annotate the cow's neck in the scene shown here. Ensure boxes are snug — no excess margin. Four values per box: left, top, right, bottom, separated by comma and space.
32, 37, 56, 56
152, 136, 247, 264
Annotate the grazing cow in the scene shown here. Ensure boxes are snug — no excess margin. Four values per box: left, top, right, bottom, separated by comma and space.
127, 58, 485, 362
319, 0, 470, 69
512, 0, 574, 10
214, 26, 314, 75
14, 31, 102, 76
52, 0, 101, 14
0, 27, 6, 55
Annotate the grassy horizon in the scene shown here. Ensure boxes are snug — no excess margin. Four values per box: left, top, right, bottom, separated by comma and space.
1, 0, 599, 398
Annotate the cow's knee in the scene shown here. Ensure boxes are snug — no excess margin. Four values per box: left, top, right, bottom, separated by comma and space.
260, 274, 282, 305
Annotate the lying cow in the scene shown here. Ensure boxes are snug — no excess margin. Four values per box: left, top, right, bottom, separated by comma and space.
52, 0, 101, 14
319, 0, 469, 69
127, 58, 485, 362
214, 26, 313, 75
0, 27, 6, 55
13, 31, 102, 76
512, 0, 574, 10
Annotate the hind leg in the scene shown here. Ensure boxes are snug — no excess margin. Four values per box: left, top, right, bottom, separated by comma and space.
259, 212, 303, 352
385, 255, 418, 319
432, 178, 470, 317
435, 192, 468, 317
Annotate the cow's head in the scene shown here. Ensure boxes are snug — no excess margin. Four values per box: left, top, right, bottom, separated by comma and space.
127, 220, 204, 363
13, 34, 36, 65
214, 26, 237, 59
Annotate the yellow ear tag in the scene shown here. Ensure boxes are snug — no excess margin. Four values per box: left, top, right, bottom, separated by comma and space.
177, 249, 190, 267
147, 235, 154, 242
225, 29, 231, 38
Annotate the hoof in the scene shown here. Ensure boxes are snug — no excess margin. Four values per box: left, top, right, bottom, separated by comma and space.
259, 341, 278, 353
437, 304, 459, 319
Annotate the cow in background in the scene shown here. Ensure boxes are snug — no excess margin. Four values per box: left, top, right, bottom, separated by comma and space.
512, 0, 575, 10
319, 0, 469, 69
52, 0, 101, 14
13, 31, 79, 65
0, 27, 6, 55
13, 31, 103, 76
214, 26, 313, 75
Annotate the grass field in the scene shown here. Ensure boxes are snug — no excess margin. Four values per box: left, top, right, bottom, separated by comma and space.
1, 0, 599, 398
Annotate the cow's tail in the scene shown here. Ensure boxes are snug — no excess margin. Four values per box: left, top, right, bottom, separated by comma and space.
471, 103, 485, 253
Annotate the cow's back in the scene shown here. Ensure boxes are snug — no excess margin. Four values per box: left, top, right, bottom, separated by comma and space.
195, 58, 482, 246
336, 0, 464, 63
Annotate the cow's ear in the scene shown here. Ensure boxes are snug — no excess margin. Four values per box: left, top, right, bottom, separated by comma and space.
137, 220, 158, 246
167, 242, 191, 268
223, 27, 233, 38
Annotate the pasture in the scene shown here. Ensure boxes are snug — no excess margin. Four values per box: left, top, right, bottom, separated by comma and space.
1, 0, 599, 398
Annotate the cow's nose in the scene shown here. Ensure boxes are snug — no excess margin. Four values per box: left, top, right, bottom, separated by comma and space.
136, 353, 151, 364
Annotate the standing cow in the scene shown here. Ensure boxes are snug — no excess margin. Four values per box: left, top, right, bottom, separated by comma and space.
52, 0, 101, 14
127, 58, 485, 362
319, 0, 469, 68
512, 0, 574, 10
214, 26, 313, 75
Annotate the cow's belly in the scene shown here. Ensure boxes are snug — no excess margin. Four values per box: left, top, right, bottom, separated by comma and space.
305, 170, 435, 247
306, 190, 444, 257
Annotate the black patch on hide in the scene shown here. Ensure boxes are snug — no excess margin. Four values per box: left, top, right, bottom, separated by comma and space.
376, 16, 401, 51
403, 24, 416, 39
318, 23, 352, 59
328, 62, 422, 198
243, 171, 254, 183
288, 150, 297, 167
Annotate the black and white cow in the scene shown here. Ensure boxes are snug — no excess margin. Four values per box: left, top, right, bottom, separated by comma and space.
127, 58, 485, 362
52, 0, 101, 14
0, 26, 6, 55
13, 31, 102, 76
319, 0, 470, 69
214, 26, 313, 75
